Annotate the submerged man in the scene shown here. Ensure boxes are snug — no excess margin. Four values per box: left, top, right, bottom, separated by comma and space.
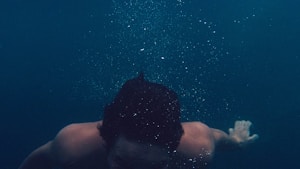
19, 73, 258, 169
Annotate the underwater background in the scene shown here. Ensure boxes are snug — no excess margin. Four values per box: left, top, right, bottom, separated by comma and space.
0, 0, 299, 168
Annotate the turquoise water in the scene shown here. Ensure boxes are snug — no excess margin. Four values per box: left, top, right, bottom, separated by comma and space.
0, 0, 299, 168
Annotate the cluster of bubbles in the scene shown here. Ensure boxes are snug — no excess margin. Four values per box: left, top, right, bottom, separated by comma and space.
73, 0, 233, 121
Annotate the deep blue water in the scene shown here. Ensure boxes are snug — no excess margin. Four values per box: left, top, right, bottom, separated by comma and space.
1, 0, 299, 169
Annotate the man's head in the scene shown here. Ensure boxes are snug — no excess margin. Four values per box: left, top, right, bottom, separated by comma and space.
100, 73, 183, 168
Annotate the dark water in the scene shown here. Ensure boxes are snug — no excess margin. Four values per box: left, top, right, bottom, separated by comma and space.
0, 0, 299, 168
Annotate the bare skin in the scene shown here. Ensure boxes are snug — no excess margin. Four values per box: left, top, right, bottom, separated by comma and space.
18, 120, 258, 169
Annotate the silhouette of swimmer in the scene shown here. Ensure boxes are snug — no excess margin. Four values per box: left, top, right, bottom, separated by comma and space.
19, 73, 259, 169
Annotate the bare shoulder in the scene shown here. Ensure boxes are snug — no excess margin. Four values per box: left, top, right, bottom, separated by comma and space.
181, 122, 213, 142
176, 122, 215, 161
52, 121, 106, 164
55, 121, 102, 140
181, 121, 211, 133
169, 122, 215, 168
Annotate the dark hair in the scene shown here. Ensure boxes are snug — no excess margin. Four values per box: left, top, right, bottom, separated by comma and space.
100, 73, 183, 151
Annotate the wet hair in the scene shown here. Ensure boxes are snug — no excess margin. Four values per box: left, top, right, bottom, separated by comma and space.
100, 73, 183, 151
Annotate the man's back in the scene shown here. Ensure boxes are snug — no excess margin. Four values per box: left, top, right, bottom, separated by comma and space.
19, 121, 219, 169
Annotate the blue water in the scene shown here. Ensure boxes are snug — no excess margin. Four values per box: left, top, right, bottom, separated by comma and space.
1, 0, 299, 168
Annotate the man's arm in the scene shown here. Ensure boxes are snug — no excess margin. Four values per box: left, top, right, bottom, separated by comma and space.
18, 141, 57, 169
212, 120, 259, 151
